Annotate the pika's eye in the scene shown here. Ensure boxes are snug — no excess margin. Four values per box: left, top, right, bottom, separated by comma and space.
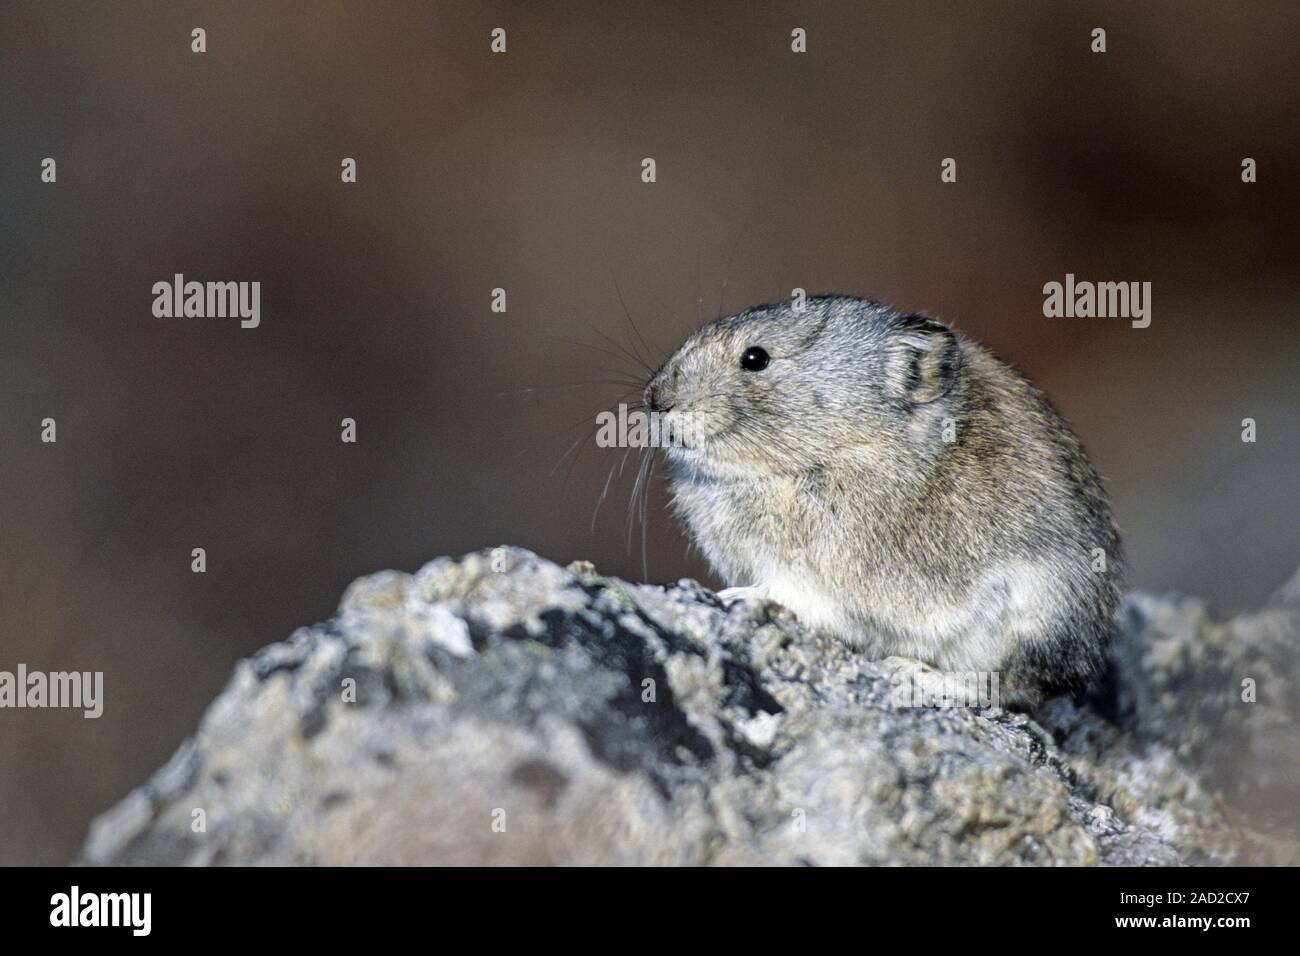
740, 346, 770, 371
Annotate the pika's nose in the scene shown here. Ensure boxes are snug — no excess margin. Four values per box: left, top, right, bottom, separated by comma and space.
645, 380, 664, 413
645, 368, 676, 413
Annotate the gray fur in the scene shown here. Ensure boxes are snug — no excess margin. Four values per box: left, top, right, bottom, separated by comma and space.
645, 294, 1123, 707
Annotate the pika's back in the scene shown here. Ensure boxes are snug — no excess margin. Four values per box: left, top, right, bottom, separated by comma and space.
938, 341, 1120, 563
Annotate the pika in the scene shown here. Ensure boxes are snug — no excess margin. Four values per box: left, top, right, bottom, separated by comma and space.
645, 294, 1122, 707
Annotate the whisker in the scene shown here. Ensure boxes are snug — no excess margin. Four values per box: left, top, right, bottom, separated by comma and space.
716, 220, 749, 320
548, 438, 584, 479
591, 455, 622, 532
549, 334, 650, 377
561, 396, 650, 485
524, 388, 640, 463
625, 447, 650, 554
501, 379, 647, 399
695, 249, 704, 326
639, 451, 656, 581
589, 322, 654, 376
549, 424, 599, 478
610, 270, 658, 370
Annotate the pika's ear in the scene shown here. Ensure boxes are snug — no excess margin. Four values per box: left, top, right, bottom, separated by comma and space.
883, 314, 961, 405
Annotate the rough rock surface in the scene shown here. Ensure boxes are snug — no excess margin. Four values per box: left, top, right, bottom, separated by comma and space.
80, 548, 1299, 866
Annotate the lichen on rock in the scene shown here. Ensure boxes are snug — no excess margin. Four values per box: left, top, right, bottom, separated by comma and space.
79, 548, 1299, 866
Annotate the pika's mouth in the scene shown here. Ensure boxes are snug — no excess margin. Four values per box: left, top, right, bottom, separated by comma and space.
655, 404, 730, 457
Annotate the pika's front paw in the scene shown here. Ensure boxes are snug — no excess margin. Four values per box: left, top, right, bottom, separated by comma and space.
883, 655, 937, 673
718, 585, 768, 606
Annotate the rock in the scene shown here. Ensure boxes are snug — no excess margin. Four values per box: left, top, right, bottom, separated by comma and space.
79, 548, 1299, 866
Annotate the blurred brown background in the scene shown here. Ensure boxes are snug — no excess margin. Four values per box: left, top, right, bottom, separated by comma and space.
1, 1, 1296, 864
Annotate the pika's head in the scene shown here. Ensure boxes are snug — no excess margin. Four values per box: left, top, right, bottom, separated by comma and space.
644, 294, 962, 479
